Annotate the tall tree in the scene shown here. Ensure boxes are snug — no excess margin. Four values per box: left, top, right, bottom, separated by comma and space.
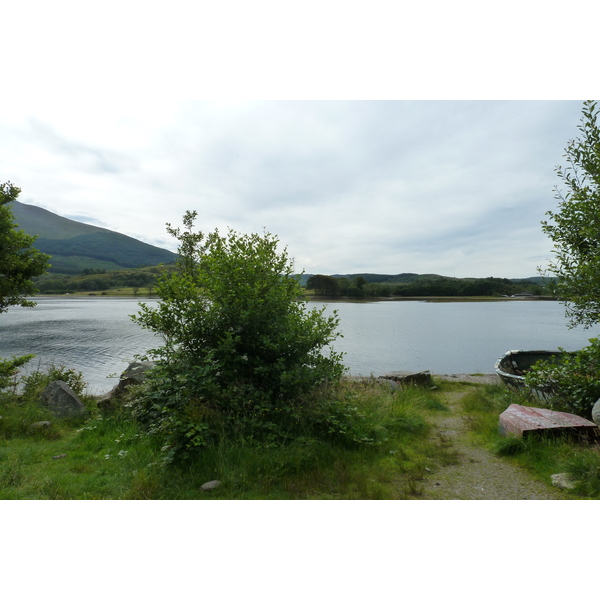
0, 181, 51, 313
305, 274, 340, 296
541, 101, 600, 328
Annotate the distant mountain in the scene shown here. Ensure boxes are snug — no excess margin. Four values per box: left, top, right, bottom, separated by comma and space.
11, 201, 177, 274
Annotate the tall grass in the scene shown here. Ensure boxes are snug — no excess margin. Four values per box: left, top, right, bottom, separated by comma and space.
1, 372, 455, 499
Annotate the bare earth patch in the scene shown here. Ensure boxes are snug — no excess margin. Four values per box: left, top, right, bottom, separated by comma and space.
418, 375, 564, 500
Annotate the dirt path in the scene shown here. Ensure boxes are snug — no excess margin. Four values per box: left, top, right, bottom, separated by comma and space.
419, 376, 565, 500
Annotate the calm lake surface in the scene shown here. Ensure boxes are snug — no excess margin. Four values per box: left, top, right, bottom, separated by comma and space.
1, 297, 599, 393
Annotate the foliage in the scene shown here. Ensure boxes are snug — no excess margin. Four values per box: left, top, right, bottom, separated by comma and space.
20, 363, 87, 399
35, 266, 164, 294
541, 100, 600, 328
523, 338, 600, 416
0, 354, 35, 391
305, 274, 340, 296
0, 181, 50, 312
305, 273, 544, 299
132, 212, 345, 459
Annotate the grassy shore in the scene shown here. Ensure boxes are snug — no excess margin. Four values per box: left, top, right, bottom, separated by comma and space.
1, 374, 457, 500
3, 369, 598, 499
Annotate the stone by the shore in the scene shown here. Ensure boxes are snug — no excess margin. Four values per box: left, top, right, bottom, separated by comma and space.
379, 371, 432, 386
98, 360, 156, 410
41, 381, 88, 418
113, 361, 156, 395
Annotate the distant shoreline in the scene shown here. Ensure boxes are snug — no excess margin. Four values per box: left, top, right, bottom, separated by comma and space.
33, 293, 559, 303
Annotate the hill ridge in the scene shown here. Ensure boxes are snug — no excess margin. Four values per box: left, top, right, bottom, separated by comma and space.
12, 201, 177, 274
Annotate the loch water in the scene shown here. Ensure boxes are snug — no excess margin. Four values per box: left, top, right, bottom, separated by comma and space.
1, 297, 598, 393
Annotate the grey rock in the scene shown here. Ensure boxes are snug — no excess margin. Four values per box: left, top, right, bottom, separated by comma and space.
592, 398, 600, 426
344, 376, 400, 390
376, 378, 400, 391
379, 370, 432, 386
551, 473, 577, 490
111, 361, 156, 396
41, 381, 88, 418
30, 420, 52, 429
200, 480, 222, 491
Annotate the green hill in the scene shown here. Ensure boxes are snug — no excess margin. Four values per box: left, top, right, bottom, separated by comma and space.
11, 201, 177, 274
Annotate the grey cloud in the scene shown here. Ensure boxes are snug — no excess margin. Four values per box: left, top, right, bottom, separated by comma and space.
27, 118, 137, 175
0, 100, 589, 279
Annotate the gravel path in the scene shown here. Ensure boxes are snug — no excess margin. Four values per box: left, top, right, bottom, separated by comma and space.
419, 376, 565, 500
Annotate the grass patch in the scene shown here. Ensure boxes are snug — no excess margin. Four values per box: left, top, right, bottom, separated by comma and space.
0, 374, 460, 499
457, 384, 600, 498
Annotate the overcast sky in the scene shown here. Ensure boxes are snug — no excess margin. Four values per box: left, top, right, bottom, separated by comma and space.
2, 2, 597, 279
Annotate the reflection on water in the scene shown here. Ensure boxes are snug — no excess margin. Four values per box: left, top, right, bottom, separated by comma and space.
1, 297, 598, 393
316, 299, 599, 377
1, 297, 161, 393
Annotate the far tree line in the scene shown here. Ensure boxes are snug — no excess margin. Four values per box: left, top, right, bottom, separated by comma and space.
34, 268, 546, 297
35, 268, 162, 293
305, 274, 546, 298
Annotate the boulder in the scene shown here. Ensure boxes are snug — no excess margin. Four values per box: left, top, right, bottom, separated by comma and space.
591, 398, 600, 427
98, 361, 157, 410
41, 381, 88, 418
112, 361, 156, 396
379, 371, 432, 386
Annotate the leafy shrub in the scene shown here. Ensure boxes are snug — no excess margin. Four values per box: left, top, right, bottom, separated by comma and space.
131, 212, 346, 460
20, 364, 87, 400
524, 338, 600, 416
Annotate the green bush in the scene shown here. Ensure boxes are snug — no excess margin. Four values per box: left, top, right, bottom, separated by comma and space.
131, 212, 346, 460
0, 355, 35, 391
524, 338, 600, 416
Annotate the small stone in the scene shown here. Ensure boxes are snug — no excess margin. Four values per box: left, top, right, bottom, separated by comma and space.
30, 421, 52, 429
551, 473, 577, 490
200, 480, 222, 491
52, 454, 67, 460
